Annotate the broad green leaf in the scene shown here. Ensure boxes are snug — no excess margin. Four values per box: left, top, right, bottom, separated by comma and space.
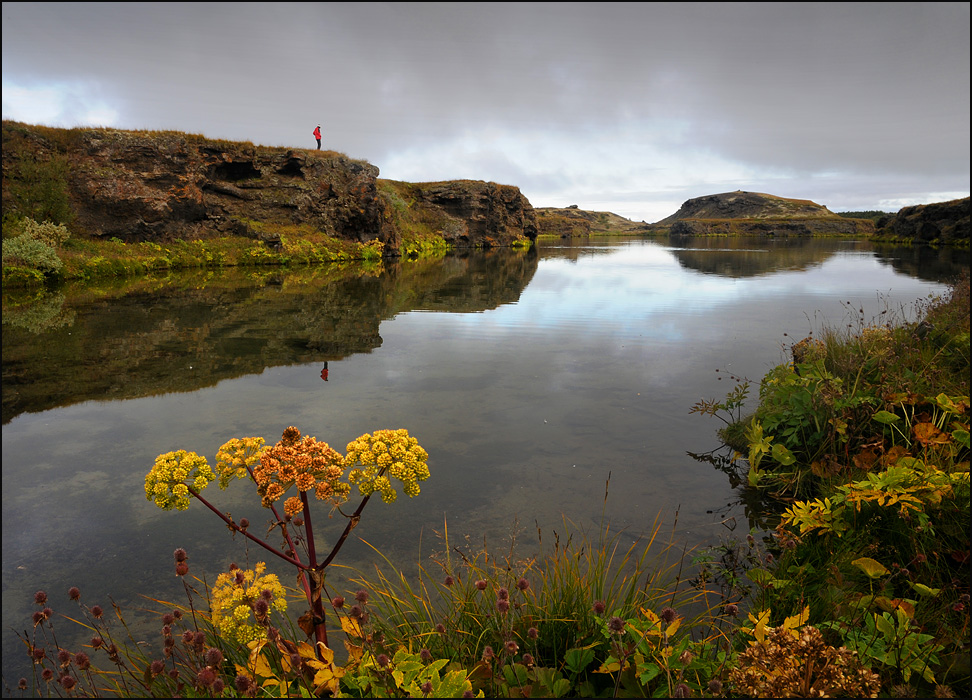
873, 410, 900, 424
952, 428, 970, 449
772, 442, 796, 466
639, 663, 662, 684
875, 613, 895, 637
909, 581, 941, 597
564, 647, 595, 675
852, 557, 889, 579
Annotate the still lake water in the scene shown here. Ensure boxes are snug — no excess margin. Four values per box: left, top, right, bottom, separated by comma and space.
2, 236, 967, 679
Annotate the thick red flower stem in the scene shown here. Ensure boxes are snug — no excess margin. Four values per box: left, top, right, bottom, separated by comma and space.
298, 490, 330, 651
300, 491, 318, 567
316, 493, 373, 572
187, 486, 307, 571
240, 464, 316, 605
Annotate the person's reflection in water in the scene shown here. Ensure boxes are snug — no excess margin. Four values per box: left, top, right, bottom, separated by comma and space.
320, 361, 329, 382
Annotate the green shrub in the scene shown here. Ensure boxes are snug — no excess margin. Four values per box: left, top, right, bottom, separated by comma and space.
6, 149, 74, 226
2, 232, 63, 274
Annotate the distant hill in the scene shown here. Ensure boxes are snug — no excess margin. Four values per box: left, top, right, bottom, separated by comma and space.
654, 190, 873, 237
656, 190, 837, 224
535, 206, 653, 237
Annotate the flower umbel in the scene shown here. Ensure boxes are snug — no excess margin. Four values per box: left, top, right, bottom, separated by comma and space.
145, 450, 216, 510
345, 429, 430, 503
252, 427, 350, 508
215, 437, 266, 489
210, 562, 288, 644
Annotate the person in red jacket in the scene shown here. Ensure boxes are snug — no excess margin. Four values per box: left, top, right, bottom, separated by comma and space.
313, 124, 322, 150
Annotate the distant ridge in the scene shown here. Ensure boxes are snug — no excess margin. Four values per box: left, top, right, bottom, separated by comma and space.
656, 190, 836, 224
534, 206, 652, 237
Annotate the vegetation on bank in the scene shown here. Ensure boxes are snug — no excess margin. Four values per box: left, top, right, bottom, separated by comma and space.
2, 216, 392, 286
7, 272, 968, 697
837, 211, 892, 223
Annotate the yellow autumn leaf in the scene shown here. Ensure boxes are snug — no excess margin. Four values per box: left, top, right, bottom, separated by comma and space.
247, 640, 273, 678
852, 557, 889, 579
782, 606, 809, 637
344, 640, 364, 664
340, 615, 363, 637
639, 607, 663, 635
745, 609, 771, 643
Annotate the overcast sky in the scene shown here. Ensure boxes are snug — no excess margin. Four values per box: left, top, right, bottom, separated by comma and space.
2, 2, 969, 223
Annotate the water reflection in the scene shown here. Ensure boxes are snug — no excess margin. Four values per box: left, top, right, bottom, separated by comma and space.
2, 237, 966, 683
1, 247, 538, 424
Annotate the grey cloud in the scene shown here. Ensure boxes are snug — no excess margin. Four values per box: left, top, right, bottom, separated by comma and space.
2, 2, 968, 220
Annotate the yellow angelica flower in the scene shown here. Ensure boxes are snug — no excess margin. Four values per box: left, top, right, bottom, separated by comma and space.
210, 562, 288, 645
216, 437, 266, 489
345, 429, 430, 501
144, 450, 216, 511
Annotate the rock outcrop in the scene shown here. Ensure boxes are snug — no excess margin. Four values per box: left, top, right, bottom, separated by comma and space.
875, 197, 970, 245
656, 190, 873, 236
1, 121, 537, 252
534, 207, 652, 237
401, 180, 538, 246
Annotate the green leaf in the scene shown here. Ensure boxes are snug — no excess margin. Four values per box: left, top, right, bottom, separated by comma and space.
771, 442, 796, 466
747, 569, 776, 587
503, 663, 530, 687
852, 557, 889, 579
553, 678, 572, 698
908, 581, 941, 597
564, 647, 595, 675
638, 663, 662, 685
873, 410, 901, 424
875, 613, 895, 637
952, 428, 970, 449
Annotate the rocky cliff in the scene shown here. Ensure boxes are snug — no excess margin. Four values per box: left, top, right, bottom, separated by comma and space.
656, 190, 873, 236
381, 179, 538, 248
875, 197, 969, 245
1, 121, 537, 252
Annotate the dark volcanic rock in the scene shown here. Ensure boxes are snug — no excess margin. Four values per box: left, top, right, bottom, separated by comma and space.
657, 190, 873, 236
407, 180, 538, 246
876, 197, 970, 244
1, 121, 538, 252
